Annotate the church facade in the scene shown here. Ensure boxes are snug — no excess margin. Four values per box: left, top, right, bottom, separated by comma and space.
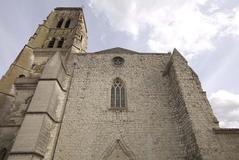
0, 7, 239, 160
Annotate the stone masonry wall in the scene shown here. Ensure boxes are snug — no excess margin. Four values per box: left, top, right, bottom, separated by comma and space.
166, 56, 202, 159
0, 77, 38, 159
167, 49, 231, 160
54, 49, 187, 160
213, 129, 239, 159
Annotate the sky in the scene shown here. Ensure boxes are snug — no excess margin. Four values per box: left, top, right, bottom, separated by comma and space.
0, 0, 239, 128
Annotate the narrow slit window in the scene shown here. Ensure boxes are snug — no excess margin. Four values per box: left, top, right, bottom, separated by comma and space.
79, 35, 83, 42
48, 37, 55, 48
57, 18, 64, 28
57, 37, 64, 48
65, 19, 71, 28
111, 78, 126, 109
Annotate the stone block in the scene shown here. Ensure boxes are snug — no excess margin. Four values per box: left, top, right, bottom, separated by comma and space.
40, 52, 69, 90
27, 81, 66, 122
10, 114, 59, 158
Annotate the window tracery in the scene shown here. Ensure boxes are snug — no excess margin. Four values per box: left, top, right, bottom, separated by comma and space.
111, 78, 126, 109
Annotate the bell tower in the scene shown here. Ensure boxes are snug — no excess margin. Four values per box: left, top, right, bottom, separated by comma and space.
28, 7, 87, 52
0, 7, 87, 93
29, 7, 88, 71
0, 7, 87, 160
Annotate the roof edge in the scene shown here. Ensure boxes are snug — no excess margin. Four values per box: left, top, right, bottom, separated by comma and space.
86, 47, 170, 55
55, 7, 83, 11
93, 47, 137, 54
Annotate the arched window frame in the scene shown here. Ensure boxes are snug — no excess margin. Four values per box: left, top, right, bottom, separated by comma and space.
64, 19, 71, 28
111, 78, 126, 110
57, 37, 64, 48
18, 74, 26, 78
47, 37, 56, 48
56, 18, 64, 28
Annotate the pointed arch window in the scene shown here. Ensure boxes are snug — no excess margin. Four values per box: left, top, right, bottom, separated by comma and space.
57, 37, 64, 48
56, 18, 64, 28
65, 19, 71, 28
48, 37, 56, 48
111, 78, 126, 109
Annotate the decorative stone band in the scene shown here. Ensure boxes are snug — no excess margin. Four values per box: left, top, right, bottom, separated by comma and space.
14, 77, 39, 90
9, 151, 44, 159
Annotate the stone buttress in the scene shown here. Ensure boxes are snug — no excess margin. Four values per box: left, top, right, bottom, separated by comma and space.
164, 49, 239, 159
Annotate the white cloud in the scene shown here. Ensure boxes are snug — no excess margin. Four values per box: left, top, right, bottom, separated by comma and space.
88, 0, 239, 58
224, 8, 239, 36
209, 90, 239, 128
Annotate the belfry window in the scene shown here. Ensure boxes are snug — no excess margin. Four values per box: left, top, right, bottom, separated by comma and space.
48, 37, 56, 48
57, 37, 64, 48
65, 19, 71, 28
111, 78, 126, 109
56, 18, 64, 28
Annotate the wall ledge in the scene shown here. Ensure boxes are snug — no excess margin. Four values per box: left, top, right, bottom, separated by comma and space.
213, 128, 239, 134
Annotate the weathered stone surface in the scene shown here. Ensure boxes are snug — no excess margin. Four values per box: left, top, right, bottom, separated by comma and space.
8, 154, 42, 160
0, 94, 15, 126
10, 114, 59, 157
0, 46, 34, 93
168, 49, 226, 159
0, 127, 18, 153
40, 52, 69, 90
0, 77, 37, 126
54, 51, 187, 160
27, 81, 66, 122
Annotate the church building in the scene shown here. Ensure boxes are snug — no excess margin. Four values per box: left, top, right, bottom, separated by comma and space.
0, 7, 239, 160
